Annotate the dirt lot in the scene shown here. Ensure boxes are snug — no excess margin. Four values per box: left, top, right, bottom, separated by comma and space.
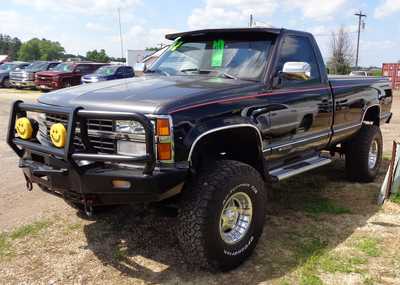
0, 89, 399, 285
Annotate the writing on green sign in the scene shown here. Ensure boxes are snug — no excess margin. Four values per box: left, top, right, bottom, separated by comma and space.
211, 39, 225, 67
170, 37, 183, 52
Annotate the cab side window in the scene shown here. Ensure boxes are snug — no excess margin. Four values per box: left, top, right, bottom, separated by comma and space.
276, 35, 321, 87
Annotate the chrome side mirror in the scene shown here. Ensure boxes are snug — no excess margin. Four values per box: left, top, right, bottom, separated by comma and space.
282, 62, 311, 81
134, 62, 146, 73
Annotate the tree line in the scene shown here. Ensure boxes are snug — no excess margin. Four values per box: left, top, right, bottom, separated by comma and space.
0, 34, 124, 63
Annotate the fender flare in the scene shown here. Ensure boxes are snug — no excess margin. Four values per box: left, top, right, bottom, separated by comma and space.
187, 124, 263, 163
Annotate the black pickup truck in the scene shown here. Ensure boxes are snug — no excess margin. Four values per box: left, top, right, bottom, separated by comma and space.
7, 28, 392, 271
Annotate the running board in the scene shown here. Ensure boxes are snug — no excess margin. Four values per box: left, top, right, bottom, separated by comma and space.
269, 156, 332, 181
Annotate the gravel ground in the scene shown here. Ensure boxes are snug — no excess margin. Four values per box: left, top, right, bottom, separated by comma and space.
0, 89, 399, 285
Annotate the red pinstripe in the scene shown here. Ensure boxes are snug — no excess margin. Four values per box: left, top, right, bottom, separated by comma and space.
169, 82, 385, 114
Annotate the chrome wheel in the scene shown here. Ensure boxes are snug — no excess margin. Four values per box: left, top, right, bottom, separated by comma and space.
368, 140, 378, 169
219, 191, 253, 245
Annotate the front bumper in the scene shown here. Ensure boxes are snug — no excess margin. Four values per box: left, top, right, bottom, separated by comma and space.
8, 101, 188, 206
10, 79, 36, 88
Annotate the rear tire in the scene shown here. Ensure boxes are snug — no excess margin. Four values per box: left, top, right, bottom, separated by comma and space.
177, 160, 266, 271
345, 124, 383, 182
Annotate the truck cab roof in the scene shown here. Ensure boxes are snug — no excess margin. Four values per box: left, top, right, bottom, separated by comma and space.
165, 28, 312, 40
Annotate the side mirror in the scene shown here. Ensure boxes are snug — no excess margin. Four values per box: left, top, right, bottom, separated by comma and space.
134, 62, 146, 73
281, 62, 311, 81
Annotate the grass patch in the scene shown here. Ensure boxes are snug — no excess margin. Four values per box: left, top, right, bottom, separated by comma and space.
355, 238, 381, 257
300, 274, 323, 285
390, 193, 400, 204
303, 199, 351, 215
319, 254, 367, 274
65, 223, 82, 231
113, 245, 128, 261
295, 239, 326, 284
9, 220, 50, 240
0, 233, 12, 258
293, 238, 368, 282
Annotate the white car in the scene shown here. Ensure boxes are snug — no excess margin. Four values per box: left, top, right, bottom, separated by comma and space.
350, 71, 368, 77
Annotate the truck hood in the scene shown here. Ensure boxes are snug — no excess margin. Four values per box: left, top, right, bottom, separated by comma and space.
38, 75, 256, 114
36, 71, 71, 77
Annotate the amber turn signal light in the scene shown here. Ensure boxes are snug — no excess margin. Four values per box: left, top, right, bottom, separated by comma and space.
157, 143, 172, 161
156, 119, 170, 136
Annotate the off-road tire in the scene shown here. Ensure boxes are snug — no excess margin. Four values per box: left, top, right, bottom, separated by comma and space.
177, 160, 266, 271
345, 124, 383, 182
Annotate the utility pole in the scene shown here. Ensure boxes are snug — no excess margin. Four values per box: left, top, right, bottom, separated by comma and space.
354, 10, 367, 68
249, 14, 254, 27
118, 8, 124, 60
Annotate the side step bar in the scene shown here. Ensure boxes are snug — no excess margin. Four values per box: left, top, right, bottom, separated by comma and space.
269, 156, 332, 181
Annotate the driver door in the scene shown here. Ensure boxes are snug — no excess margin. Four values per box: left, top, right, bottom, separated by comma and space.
264, 35, 333, 161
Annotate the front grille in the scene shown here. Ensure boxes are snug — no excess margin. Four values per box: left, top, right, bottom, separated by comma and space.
36, 75, 53, 85
10, 72, 33, 82
39, 114, 115, 154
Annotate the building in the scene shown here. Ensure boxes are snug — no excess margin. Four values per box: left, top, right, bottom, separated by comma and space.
126, 50, 153, 68
382, 63, 400, 90
142, 46, 169, 67
0, 55, 9, 64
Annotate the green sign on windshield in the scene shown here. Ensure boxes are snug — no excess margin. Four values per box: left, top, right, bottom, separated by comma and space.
211, 39, 225, 67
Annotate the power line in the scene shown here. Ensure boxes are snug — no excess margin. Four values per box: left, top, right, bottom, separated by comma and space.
355, 10, 367, 68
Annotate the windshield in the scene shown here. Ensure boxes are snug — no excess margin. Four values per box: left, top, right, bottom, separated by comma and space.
95, 65, 118, 76
53, 63, 74, 72
0, 63, 16, 71
26, 62, 49, 71
149, 37, 273, 81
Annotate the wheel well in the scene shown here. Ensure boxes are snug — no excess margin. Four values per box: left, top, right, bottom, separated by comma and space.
190, 127, 265, 178
363, 105, 380, 126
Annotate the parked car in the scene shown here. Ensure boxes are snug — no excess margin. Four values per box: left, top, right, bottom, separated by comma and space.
0, 61, 29, 88
10, 61, 60, 89
81, 65, 134, 84
35, 62, 107, 90
8, 28, 392, 271
350, 70, 368, 77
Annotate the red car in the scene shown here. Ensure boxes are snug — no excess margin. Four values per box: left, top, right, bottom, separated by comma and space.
35, 62, 107, 90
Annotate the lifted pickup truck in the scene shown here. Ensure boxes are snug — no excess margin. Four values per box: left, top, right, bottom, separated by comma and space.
8, 28, 392, 271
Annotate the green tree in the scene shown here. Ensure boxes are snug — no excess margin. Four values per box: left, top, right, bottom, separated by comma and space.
86, 49, 109, 62
18, 38, 64, 61
145, 47, 160, 51
327, 27, 354, 75
0, 34, 22, 60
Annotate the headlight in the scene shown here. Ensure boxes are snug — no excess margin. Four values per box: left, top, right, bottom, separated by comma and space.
115, 120, 145, 135
115, 120, 146, 156
117, 141, 146, 156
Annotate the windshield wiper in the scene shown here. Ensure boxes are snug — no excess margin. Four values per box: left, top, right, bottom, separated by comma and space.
219, 72, 238, 80
180, 68, 213, 74
145, 69, 170, 76
179, 68, 241, 81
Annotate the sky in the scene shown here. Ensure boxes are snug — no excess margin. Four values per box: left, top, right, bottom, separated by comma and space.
1, 0, 400, 67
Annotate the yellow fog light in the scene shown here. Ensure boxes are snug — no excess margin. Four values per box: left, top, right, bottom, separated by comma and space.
50, 123, 67, 148
15, 117, 33, 140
